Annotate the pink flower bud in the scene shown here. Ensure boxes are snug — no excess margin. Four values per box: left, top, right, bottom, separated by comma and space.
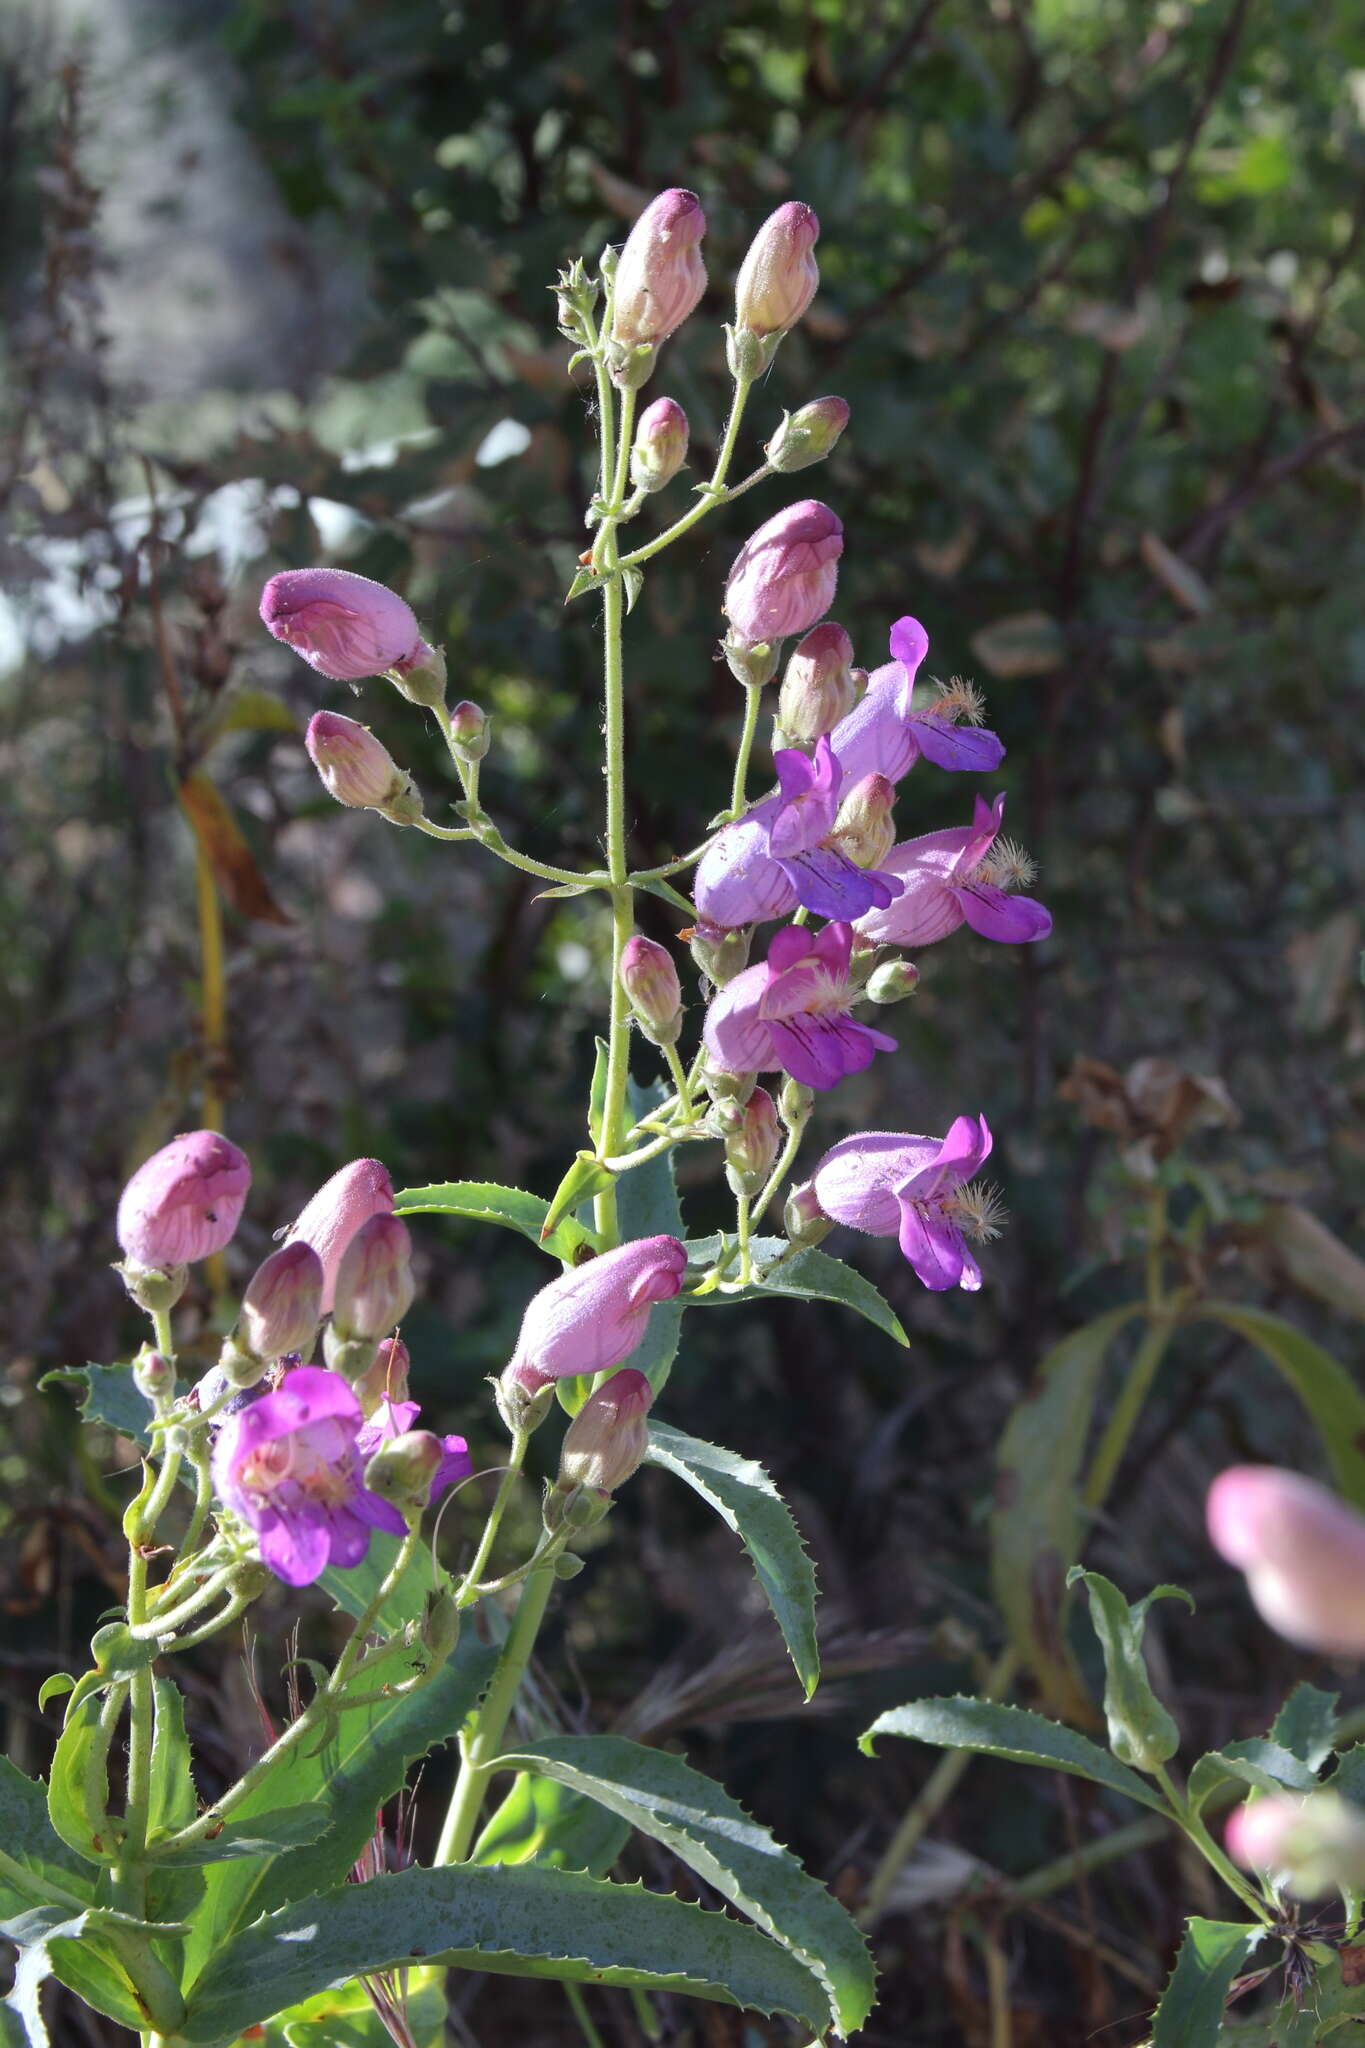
630, 396, 690, 493
117, 1129, 252, 1270
133, 1348, 175, 1402
724, 500, 843, 649
354, 1336, 412, 1416
331, 1212, 415, 1343
784, 1181, 832, 1248
611, 188, 707, 349
558, 1368, 654, 1495
777, 622, 857, 745
285, 1158, 395, 1314
306, 711, 422, 823
1226, 1792, 1365, 1898
725, 1086, 781, 1192
734, 202, 820, 338
1207, 1465, 1365, 1653
362, 1428, 445, 1517
260, 568, 433, 682
448, 700, 489, 761
506, 1236, 687, 1384
620, 935, 682, 1046
833, 773, 897, 870
765, 396, 849, 476
239, 1241, 324, 1362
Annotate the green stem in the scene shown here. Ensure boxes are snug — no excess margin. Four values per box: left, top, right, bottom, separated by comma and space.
166, 1589, 254, 1652
592, 382, 636, 1247
663, 1041, 696, 1120
133, 1562, 236, 1639
415, 815, 602, 889
565, 1980, 608, 2048
1082, 1309, 1182, 1513
752, 1104, 810, 1228
735, 1187, 754, 1285
434, 1566, 556, 1865
617, 377, 754, 570
455, 1434, 528, 1605
1153, 1763, 1273, 1923
728, 682, 765, 819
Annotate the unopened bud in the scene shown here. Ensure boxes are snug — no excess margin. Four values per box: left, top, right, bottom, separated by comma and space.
218, 1335, 268, 1390
724, 501, 843, 650
363, 1429, 444, 1517
354, 1336, 411, 1417
117, 1129, 251, 1272
690, 923, 752, 988
133, 1349, 176, 1403
865, 957, 920, 1004
330, 1213, 415, 1343
832, 773, 897, 870
226, 1558, 272, 1602
557, 1367, 653, 1497
306, 712, 424, 825
388, 642, 448, 710
239, 1242, 324, 1363
630, 397, 689, 493
420, 1587, 461, 1663
725, 1087, 780, 1194
495, 1362, 557, 1438
703, 1062, 757, 1107
734, 201, 820, 342
784, 1181, 833, 1248
620, 935, 682, 1046
448, 700, 489, 762
118, 1260, 188, 1317
765, 396, 849, 476
554, 1551, 586, 1579
610, 188, 707, 354
776, 622, 857, 746
779, 1077, 815, 1126
722, 633, 780, 690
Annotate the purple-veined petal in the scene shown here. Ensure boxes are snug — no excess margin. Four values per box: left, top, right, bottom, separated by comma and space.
759, 957, 835, 1021
776, 846, 900, 920
829, 663, 917, 790
909, 716, 1006, 772
703, 964, 780, 1074
956, 883, 1053, 943
767, 1014, 850, 1090
809, 919, 854, 978
897, 1201, 967, 1291
813, 1132, 944, 1235
857, 870, 964, 947
259, 1510, 331, 1588
954, 792, 1007, 876
695, 801, 799, 928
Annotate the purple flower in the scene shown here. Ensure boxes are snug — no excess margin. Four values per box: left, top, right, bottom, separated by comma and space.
212, 1365, 408, 1586
767, 738, 904, 920
693, 799, 800, 929
812, 1117, 995, 1291
829, 617, 1005, 790
260, 568, 434, 683
724, 500, 843, 648
358, 1395, 471, 1500
505, 1236, 688, 1390
117, 1130, 252, 1270
856, 792, 1052, 948
703, 922, 896, 1091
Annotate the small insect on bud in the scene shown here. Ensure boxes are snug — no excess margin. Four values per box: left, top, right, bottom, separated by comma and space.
363, 1430, 445, 1519
779, 1077, 816, 1126
117, 1129, 252, 1274
448, 700, 490, 762
306, 711, 424, 826
610, 187, 707, 366
238, 1242, 324, 1364
784, 1181, 833, 1248
329, 1214, 415, 1347
764, 396, 850, 476
557, 1367, 653, 1498
690, 922, 752, 989
630, 396, 690, 494
776, 622, 857, 747
730, 201, 820, 374
832, 773, 897, 871
354, 1336, 412, 1417
865, 957, 921, 1004
724, 1087, 781, 1195
133, 1349, 176, 1403
388, 641, 448, 711
620, 935, 683, 1046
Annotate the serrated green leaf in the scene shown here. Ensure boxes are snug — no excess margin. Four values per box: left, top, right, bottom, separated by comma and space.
1150, 1917, 1264, 2046
393, 1180, 596, 1263
646, 1422, 819, 1698
40, 1361, 157, 1447
991, 1304, 1143, 1719
46, 1697, 116, 1866
0, 1757, 95, 1920
474, 1771, 630, 1877
1270, 1683, 1339, 1769
684, 1236, 907, 1347
1199, 1303, 1365, 1510
178, 1864, 833, 2044
1327, 1742, 1365, 1804
90, 1621, 158, 1682
497, 1735, 875, 2038
859, 1697, 1168, 1811
1068, 1569, 1189, 1772
1, 1904, 186, 2037
542, 1152, 616, 1245
1187, 1740, 1320, 1818
144, 1675, 206, 1925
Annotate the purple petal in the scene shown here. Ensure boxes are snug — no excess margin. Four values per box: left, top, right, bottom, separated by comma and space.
353, 1485, 409, 1537
703, 963, 780, 1074
259, 1509, 331, 1588
813, 1131, 946, 1235
956, 792, 1006, 875
888, 616, 930, 673
897, 1202, 967, 1291
955, 884, 1053, 943
810, 920, 855, 978
829, 664, 917, 789
432, 1435, 473, 1497
776, 847, 901, 920
229, 1365, 361, 1453
766, 925, 819, 975
958, 1245, 984, 1293
898, 1114, 993, 1200
774, 747, 818, 807
760, 957, 835, 1021
694, 801, 799, 928
857, 871, 963, 947
909, 717, 1006, 772
767, 1015, 849, 1090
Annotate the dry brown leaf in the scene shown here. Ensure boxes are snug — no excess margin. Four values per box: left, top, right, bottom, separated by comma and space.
179, 772, 291, 926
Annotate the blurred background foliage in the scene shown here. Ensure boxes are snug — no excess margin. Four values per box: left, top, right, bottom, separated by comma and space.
3, 0, 1365, 2039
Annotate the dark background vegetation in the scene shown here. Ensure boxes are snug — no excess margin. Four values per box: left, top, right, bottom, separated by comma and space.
3, 0, 1365, 2039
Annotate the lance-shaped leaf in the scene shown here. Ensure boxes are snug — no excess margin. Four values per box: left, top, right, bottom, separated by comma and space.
645, 1422, 819, 1699
859, 1698, 1169, 1812
176, 1863, 834, 2044
1067, 1569, 1191, 1773
494, 1735, 876, 2040
1150, 1917, 1265, 2046
393, 1180, 596, 1263
684, 1236, 907, 1347
1187, 1739, 1319, 1819
1, 1903, 189, 2039
474, 1772, 630, 1878
1199, 1301, 1365, 1509
46, 1698, 116, 1866
0, 1758, 95, 1920
542, 1153, 617, 1245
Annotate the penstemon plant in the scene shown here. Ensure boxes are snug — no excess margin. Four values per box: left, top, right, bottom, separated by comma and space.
4, 189, 1055, 2048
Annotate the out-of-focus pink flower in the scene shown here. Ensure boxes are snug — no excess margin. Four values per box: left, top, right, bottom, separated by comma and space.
285, 1158, 395, 1315
829, 617, 1005, 791
812, 1118, 996, 1292
724, 501, 843, 648
702, 922, 896, 1092
1207, 1466, 1365, 1653
734, 202, 820, 337
505, 1236, 687, 1389
558, 1368, 654, 1495
239, 1242, 324, 1362
117, 1130, 252, 1270
261, 568, 434, 682
1226, 1792, 1365, 1898
611, 189, 707, 347
856, 792, 1052, 948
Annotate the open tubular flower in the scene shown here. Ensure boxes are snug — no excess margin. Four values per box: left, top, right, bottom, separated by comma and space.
260, 568, 434, 683
812, 1118, 997, 1292
724, 500, 843, 650
610, 188, 707, 349
702, 922, 897, 1092
1207, 1466, 1365, 1654
829, 617, 1004, 790
504, 1236, 688, 1390
117, 1130, 251, 1271
856, 792, 1052, 949
285, 1158, 395, 1315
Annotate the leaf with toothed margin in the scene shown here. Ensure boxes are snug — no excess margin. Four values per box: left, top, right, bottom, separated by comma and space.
175, 1863, 835, 2043
858, 1697, 1168, 1811
645, 1423, 819, 1699
493, 1735, 876, 2038
683, 1235, 908, 1347
1150, 1917, 1265, 2046
39, 1362, 159, 1447
393, 1180, 596, 1262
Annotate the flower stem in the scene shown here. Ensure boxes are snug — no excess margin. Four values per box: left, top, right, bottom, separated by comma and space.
434, 1566, 556, 1865
728, 683, 765, 819
616, 376, 754, 571
455, 1432, 528, 1605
